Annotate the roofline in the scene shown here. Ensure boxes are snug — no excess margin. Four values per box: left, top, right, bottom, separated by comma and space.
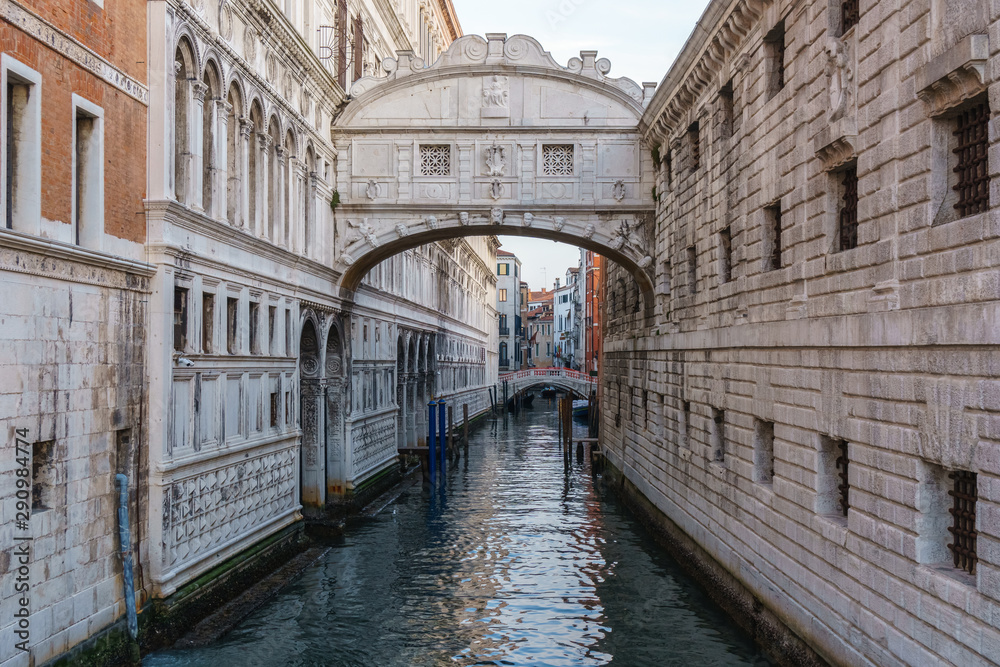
436, 0, 463, 43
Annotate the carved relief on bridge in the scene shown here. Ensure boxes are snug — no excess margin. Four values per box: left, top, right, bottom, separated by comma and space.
334, 33, 658, 295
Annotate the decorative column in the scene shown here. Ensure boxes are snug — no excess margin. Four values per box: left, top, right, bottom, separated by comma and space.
237, 118, 252, 229
256, 132, 271, 238
214, 100, 231, 221
275, 145, 287, 246
190, 81, 207, 210
407, 375, 419, 447
307, 171, 320, 258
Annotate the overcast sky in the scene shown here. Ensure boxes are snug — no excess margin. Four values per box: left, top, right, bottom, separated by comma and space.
454, 0, 711, 288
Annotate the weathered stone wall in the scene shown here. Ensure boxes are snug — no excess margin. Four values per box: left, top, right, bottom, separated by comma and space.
602, 0, 1000, 663
0, 243, 150, 667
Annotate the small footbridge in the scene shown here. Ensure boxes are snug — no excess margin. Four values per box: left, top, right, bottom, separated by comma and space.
499, 368, 597, 399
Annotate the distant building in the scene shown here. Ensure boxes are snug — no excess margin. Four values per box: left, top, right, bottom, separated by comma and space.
581, 250, 603, 375
553, 271, 579, 369
519, 281, 530, 369
496, 250, 522, 370
526, 288, 554, 367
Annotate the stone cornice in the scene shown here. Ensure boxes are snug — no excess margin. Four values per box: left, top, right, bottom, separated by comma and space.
915, 34, 989, 117
0, 228, 155, 290
641, 0, 765, 146
3, 0, 149, 104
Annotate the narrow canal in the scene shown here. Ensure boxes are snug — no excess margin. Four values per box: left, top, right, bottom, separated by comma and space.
147, 400, 771, 666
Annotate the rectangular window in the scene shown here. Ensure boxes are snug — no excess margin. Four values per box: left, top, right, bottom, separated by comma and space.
764, 203, 782, 271
753, 420, 775, 483
249, 301, 260, 354
285, 308, 292, 356
270, 390, 280, 428
686, 246, 697, 294
711, 408, 726, 463
687, 122, 700, 170
72, 95, 104, 249
719, 226, 732, 283
2, 56, 41, 234
31, 440, 55, 511
497, 263, 509, 275
953, 100, 990, 218
840, 0, 859, 34
227, 297, 239, 354
201, 293, 214, 354
419, 144, 451, 176
268, 305, 277, 355
546, 342, 551, 355
173, 287, 189, 352
542, 144, 574, 175
838, 164, 859, 251
765, 21, 786, 98
498, 288, 507, 302
949, 470, 978, 575
720, 81, 734, 139
663, 259, 672, 294
817, 436, 850, 517
682, 400, 692, 447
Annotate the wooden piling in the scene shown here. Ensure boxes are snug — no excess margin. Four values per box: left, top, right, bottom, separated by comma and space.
463, 403, 469, 447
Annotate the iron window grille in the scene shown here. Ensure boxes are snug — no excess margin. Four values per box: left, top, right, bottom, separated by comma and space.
688, 122, 700, 170
839, 165, 859, 250
765, 22, 786, 96
542, 144, 574, 175
948, 470, 978, 575
419, 144, 451, 176
766, 204, 783, 270
841, 0, 859, 34
836, 439, 850, 517
952, 101, 990, 218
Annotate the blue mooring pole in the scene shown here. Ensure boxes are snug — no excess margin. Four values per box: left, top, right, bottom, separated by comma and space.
428, 400, 437, 484
114, 474, 138, 640
437, 399, 447, 486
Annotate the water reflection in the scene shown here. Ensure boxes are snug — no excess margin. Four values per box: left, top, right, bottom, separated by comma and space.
146, 400, 771, 666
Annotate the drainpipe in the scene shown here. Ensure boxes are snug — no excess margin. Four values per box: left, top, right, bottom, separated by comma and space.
115, 474, 139, 640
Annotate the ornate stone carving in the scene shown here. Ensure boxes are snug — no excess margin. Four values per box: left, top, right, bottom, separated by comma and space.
482, 75, 509, 110
583, 223, 596, 240
638, 255, 653, 268
245, 28, 258, 61
365, 179, 380, 200
490, 178, 503, 200
916, 34, 989, 117
395, 223, 409, 237
521, 213, 534, 227
824, 37, 854, 121
352, 416, 396, 476
162, 448, 297, 570
220, 2, 233, 41
459, 211, 470, 225
347, 219, 379, 248
553, 216, 566, 232
813, 118, 858, 171
425, 215, 438, 230
490, 207, 504, 224
484, 142, 507, 176
612, 179, 627, 202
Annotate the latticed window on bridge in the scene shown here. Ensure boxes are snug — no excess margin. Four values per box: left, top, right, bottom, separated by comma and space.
542, 144, 574, 175
836, 439, 850, 517
952, 101, 990, 218
840, 0, 859, 34
948, 470, 978, 575
839, 164, 858, 251
419, 144, 451, 176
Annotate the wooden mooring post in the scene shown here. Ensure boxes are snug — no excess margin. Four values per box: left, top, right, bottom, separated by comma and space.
448, 405, 455, 461
463, 403, 469, 449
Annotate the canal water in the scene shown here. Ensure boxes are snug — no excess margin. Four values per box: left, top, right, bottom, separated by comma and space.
147, 400, 772, 666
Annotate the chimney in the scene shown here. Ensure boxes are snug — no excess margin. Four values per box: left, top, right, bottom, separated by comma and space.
555, 278, 560, 288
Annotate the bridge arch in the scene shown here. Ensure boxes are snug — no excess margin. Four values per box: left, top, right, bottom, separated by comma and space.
331, 33, 658, 319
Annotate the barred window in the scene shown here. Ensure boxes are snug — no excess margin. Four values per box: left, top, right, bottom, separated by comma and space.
839, 164, 858, 251
952, 101, 990, 218
719, 226, 732, 283
542, 144, 574, 175
688, 122, 700, 170
419, 144, 451, 176
765, 21, 786, 98
764, 203, 782, 271
841, 0, 859, 34
835, 439, 850, 516
948, 470, 978, 575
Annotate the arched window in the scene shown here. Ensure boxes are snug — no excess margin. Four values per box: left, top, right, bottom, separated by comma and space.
267, 117, 281, 241
202, 61, 221, 216
174, 39, 196, 203
248, 101, 264, 232
226, 85, 242, 226
284, 130, 295, 248
499, 342, 508, 364
304, 145, 314, 253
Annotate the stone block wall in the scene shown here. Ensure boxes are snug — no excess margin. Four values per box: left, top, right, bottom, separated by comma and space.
603, 0, 1000, 663
0, 247, 149, 667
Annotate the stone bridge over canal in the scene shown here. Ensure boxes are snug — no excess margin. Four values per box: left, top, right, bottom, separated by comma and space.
499, 368, 597, 399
